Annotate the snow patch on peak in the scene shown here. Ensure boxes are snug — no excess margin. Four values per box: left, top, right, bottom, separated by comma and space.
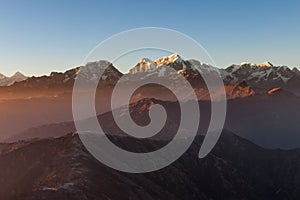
11, 72, 26, 79
240, 62, 251, 66
0, 71, 27, 86
129, 58, 157, 74
155, 53, 182, 66
240, 61, 273, 67
140, 58, 153, 63
129, 53, 184, 74
257, 61, 273, 67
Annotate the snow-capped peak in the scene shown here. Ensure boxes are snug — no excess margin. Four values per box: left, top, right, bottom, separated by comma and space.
155, 53, 182, 66
129, 53, 184, 74
222, 60, 300, 87
76, 60, 122, 82
0, 71, 27, 86
257, 61, 273, 67
129, 58, 157, 74
240, 62, 251, 66
0, 73, 7, 80
11, 72, 26, 79
240, 61, 273, 67
140, 58, 153, 63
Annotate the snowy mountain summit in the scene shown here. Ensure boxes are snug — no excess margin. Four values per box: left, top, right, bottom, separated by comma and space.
220, 61, 300, 95
128, 53, 217, 77
240, 61, 273, 68
129, 58, 157, 74
0, 72, 27, 86
155, 53, 183, 66
129, 53, 184, 74
221, 61, 298, 85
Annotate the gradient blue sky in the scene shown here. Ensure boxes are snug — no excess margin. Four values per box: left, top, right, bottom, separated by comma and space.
0, 0, 299, 76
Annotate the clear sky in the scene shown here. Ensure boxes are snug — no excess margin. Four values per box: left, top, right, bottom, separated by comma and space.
0, 0, 299, 76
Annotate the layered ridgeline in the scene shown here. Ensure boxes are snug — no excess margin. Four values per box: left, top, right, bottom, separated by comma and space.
0, 54, 300, 149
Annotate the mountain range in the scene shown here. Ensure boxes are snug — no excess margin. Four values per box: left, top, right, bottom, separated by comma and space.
0, 54, 300, 199
3, 54, 300, 97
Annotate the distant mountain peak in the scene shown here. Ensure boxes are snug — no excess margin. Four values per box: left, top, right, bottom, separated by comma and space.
221, 60, 300, 96
240, 61, 273, 67
140, 58, 154, 63
292, 67, 300, 74
11, 71, 26, 78
155, 53, 182, 66
85, 60, 112, 68
0, 73, 7, 80
129, 58, 157, 74
0, 71, 27, 86
240, 62, 251, 66
129, 53, 186, 74
259, 61, 273, 67
50, 61, 122, 84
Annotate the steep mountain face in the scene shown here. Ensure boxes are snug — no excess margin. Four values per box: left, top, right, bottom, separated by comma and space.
224, 81, 256, 99
129, 58, 157, 74
129, 54, 185, 74
221, 62, 300, 95
126, 54, 255, 100
0, 72, 27, 86
77, 61, 123, 85
1, 130, 300, 200
127, 55, 300, 99
127, 53, 218, 82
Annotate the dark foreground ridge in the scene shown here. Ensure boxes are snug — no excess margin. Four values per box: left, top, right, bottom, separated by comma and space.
0, 130, 300, 200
